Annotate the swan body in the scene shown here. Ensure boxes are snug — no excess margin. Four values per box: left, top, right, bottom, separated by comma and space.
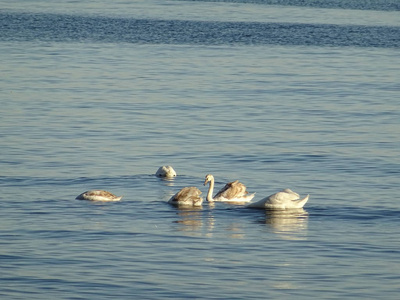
247, 189, 309, 210
204, 174, 255, 203
156, 166, 177, 178
76, 190, 122, 202
168, 187, 203, 207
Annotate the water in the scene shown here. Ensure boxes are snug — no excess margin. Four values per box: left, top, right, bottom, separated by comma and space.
1, 0, 400, 299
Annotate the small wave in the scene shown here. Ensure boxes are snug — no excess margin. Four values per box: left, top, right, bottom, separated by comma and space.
309, 205, 400, 223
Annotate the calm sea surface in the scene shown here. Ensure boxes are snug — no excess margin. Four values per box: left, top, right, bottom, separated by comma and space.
1, 0, 399, 299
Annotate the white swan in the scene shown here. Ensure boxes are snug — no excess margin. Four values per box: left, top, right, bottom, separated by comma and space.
203, 174, 255, 203
156, 166, 177, 178
247, 189, 309, 210
168, 187, 203, 207
76, 190, 122, 202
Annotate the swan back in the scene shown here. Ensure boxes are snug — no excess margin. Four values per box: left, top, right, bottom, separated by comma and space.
247, 189, 309, 210
156, 166, 177, 178
76, 190, 122, 202
168, 187, 203, 207
214, 180, 251, 200
280, 188, 300, 198
268, 189, 301, 202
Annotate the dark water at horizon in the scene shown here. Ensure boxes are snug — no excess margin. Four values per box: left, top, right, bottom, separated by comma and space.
1, 11, 399, 48
1, 0, 400, 299
182, 0, 400, 11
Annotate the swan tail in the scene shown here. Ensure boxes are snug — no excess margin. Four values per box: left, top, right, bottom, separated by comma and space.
295, 194, 309, 208
247, 193, 256, 201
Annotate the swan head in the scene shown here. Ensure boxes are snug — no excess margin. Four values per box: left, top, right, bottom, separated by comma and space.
204, 174, 214, 186
155, 166, 177, 178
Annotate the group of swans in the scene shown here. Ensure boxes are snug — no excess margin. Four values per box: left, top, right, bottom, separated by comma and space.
76, 165, 309, 210
76, 166, 177, 202
167, 173, 255, 207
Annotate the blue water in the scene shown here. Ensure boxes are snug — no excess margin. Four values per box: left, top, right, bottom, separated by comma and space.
1, 0, 400, 299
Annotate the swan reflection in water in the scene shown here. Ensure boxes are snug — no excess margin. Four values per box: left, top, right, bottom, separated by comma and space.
261, 208, 309, 240
171, 206, 248, 239
172, 206, 208, 236
168, 198, 308, 239
157, 177, 177, 186
170, 205, 308, 239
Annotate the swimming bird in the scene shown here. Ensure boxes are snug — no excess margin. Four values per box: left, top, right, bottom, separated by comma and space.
155, 165, 177, 178
247, 189, 309, 210
168, 186, 203, 207
203, 174, 255, 203
75, 190, 122, 202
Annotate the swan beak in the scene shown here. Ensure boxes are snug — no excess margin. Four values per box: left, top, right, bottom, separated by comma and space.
203, 179, 208, 186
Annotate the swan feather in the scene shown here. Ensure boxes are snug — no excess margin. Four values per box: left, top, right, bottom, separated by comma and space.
204, 174, 255, 203
168, 187, 203, 207
156, 166, 177, 178
76, 190, 122, 202
247, 189, 309, 210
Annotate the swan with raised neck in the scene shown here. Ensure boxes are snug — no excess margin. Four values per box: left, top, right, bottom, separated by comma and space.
203, 174, 255, 203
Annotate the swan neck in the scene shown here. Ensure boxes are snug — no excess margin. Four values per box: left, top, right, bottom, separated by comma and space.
206, 178, 215, 202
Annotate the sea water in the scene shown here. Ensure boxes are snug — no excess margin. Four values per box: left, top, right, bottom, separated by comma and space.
1, 0, 399, 299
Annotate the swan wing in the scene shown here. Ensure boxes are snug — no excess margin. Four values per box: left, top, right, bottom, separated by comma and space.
172, 187, 201, 200
281, 188, 300, 198
91, 190, 118, 198
267, 190, 300, 203
169, 187, 203, 206
76, 190, 122, 201
247, 191, 309, 209
214, 180, 248, 200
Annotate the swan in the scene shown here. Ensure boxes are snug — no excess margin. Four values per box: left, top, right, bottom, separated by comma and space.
76, 190, 122, 202
156, 166, 177, 178
247, 189, 309, 210
203, 174, 255, 203
168, 186, 203, 207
